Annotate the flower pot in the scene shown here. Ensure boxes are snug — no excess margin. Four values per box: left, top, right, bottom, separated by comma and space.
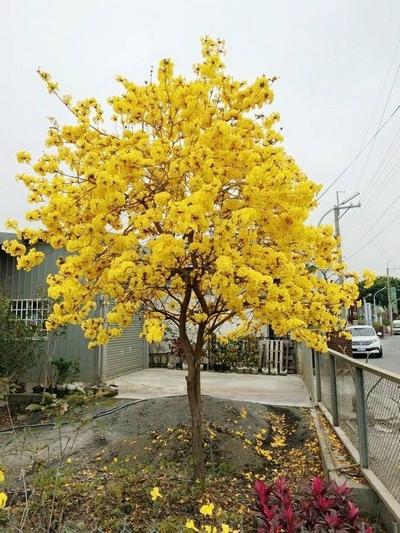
14, 382, 26, 393
109, 384, 119, 395
56, 383, 67, 396
32, 385, 44, 394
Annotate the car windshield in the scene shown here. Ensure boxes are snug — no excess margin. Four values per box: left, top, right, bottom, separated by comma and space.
351, 327, 375, 337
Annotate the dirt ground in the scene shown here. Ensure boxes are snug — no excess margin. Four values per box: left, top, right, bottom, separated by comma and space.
0, 394, 326, 531
0, 395, 321, 483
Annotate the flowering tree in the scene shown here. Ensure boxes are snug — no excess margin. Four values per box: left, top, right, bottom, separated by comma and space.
3, 37, 371, 482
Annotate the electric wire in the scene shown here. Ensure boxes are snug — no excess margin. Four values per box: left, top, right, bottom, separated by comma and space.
344, 209, 390, 264
318, 38, 400, 260
345, 211, 400, 261
316, 105, 400, 202
354, 65, 400, 194
344, 157, 400, 237
343, 127, 400, 234
344, 35, 400, 192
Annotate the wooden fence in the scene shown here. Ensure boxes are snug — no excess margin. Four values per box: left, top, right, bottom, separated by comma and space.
258, 339, 296, 374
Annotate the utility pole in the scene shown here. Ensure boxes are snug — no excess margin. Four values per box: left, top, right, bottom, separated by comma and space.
332, 192, 361, 320
387, 266, 394, 335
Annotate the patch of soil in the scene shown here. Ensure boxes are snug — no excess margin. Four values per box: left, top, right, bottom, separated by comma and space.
1, 396, 321, 483
0, 395, 325, 531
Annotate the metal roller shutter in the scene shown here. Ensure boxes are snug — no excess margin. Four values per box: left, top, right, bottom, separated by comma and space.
105, 305, 146, 380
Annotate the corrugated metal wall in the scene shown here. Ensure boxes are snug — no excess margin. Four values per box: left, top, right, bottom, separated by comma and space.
1, 233, 148, 383
105, 306, 146, 380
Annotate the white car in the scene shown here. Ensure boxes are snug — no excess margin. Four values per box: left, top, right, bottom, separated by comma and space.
392, 320, 400, 335
347, 325, 382, 358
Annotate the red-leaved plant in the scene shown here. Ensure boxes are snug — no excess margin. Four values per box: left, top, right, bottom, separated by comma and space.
254, 476, 374, 532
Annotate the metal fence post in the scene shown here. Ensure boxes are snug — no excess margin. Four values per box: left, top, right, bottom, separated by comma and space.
329, 354, 339, 426
315, 350, 322, 403
355, 366, 369, 469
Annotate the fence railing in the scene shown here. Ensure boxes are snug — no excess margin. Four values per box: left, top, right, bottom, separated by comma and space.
314, 348, 400, 522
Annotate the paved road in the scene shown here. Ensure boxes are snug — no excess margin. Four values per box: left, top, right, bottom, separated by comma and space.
368, 334, 400, 375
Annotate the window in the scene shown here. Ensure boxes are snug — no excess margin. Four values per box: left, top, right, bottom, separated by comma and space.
11, 299, 49, 334
350, 327, 375, 337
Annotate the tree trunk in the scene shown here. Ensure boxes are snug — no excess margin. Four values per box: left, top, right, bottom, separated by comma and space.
186, 360, 204, 483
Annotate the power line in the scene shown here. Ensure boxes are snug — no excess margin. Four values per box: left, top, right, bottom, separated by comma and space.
345, 212, 400, 260
344, 35, 400, 191
354, 65, 400, 193
343, 156, 400, 235
317, 105, 400, 202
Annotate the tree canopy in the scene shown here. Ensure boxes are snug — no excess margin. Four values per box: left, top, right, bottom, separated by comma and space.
3, 37, 370, 352
2, 37, 373, 481
357, 275, 400, 317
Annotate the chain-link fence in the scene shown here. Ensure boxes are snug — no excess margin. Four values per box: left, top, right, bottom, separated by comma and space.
316, 349, 400, 511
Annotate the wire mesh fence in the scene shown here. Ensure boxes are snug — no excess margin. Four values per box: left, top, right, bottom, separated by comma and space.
317, 350, 400, 503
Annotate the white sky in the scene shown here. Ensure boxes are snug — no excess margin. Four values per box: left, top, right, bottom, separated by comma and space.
1, 0, 400, 277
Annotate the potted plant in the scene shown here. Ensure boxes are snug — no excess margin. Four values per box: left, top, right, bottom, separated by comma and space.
51, 357, 80, 394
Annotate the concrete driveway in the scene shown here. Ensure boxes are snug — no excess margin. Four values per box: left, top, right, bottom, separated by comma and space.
112, 368, 312, 407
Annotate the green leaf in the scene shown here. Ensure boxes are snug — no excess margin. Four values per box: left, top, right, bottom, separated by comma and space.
43, 392, 55, 401
53, 417, 65, 428
26, 403, 45, 411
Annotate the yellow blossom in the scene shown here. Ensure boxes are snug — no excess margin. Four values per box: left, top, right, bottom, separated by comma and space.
0, 471, 4, 482
150, 487, 163, 501
185, 519, 199, 531
200, 502, 214, 516
16, 151, 32, 164
0, 492, 7, 509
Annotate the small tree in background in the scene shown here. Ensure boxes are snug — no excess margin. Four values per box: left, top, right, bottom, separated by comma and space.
357, 275, 400, 311
3, 37, 373, 482
0, 288, 43, 384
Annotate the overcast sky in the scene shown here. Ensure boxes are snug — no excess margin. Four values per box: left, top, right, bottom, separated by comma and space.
1, 0, 400, 277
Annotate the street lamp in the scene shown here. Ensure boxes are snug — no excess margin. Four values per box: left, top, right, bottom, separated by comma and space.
372, 287, 386, 323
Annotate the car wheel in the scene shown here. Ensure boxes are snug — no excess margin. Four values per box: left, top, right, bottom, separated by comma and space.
376, 348, 383, 358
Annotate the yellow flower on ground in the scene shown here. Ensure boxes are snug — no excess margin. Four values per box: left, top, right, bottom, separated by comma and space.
0, 471, 4, 482
150, 487, 163, 501
185, 519, 199, 531
0, 492, 7, 509
200, 502, 214, 516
